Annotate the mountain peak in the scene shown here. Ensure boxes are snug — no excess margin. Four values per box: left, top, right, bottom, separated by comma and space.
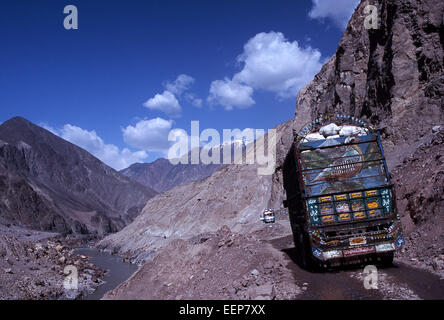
4, 116, 30, 124
0, 116, 40, 131
0, 116, 57, 146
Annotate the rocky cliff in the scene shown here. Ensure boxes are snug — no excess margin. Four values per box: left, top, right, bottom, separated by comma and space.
0, 117, 157, 235
298, 0, 443, 154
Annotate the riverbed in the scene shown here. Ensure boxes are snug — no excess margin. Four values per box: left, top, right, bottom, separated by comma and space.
74, 247, 138, 300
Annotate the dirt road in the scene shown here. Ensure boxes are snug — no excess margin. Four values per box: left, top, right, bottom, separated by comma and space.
270, 235, 444, 300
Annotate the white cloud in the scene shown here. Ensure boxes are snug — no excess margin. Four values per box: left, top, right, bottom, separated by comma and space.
45, 124, 147, 171
143, 90, 181, 117
165, 74, 195, 96
308, 0, 360, 29
145, 74, 203, 115
233, 32, 323, 98
122, 117, 174, 153
207, 31, 323, 109
185, 93, 203, 108
207, 78, 255, 110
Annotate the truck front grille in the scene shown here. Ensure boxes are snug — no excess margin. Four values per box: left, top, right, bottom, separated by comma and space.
311, 217, 397, 248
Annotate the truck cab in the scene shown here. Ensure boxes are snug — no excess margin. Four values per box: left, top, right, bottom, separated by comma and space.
283, 115, 404, 270
261, 209, 276, 224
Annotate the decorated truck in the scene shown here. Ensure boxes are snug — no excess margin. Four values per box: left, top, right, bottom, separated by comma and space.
283, 115, 404, 270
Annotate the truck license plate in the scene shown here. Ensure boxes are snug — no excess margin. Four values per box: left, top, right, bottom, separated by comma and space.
343, 246, 375, 257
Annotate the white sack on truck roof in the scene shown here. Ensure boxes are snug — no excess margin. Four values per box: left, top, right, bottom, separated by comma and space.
303, 132, 325, 142
319, 123, 340, 137
339, 125, 368, 136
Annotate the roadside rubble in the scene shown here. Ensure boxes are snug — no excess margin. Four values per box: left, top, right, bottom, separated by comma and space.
103, 224, 302, 300
0, 226, 106, 300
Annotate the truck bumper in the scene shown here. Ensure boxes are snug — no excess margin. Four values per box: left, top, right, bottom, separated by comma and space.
312, 235, 404, 262
310, 218, 405, 262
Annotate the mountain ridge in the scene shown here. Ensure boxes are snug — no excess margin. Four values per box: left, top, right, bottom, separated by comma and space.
119, 140, 251, 193
0, 116, 157, 235
120, 156, 223, 194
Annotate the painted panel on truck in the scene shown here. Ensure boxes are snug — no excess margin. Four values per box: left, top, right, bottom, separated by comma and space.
299, 134, 389, 196
305, 187, 394, 225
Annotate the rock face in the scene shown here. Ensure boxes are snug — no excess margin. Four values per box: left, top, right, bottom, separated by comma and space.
299, 0, 443, 143
120, 157, 222, 194
99, 0, 443, 297
391, 127, 444, 266
0, 117, 157, 235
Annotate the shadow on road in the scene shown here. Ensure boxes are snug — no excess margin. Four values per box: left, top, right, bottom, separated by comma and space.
270, 235, 384, 299
282, 246, 397, 273
270, 235, 444, 300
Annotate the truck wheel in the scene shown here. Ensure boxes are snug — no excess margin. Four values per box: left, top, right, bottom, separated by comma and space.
377, 252, 394, 267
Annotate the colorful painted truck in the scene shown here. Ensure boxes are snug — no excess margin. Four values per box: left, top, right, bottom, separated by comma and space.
283, 115, 404, 270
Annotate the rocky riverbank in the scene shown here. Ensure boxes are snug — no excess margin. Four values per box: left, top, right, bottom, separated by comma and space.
0, 224, 106, 300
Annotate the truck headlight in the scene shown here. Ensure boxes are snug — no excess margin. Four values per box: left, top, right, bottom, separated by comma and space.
323, 250, 343, 260
375, 243, 395, 252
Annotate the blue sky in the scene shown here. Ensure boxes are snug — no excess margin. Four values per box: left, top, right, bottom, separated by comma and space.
0, 0, 359, 170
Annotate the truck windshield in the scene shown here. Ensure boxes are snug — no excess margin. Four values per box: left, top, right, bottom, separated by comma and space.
298, 134, 389, 197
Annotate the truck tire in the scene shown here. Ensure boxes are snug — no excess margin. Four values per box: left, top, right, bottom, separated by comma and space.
297, 231, 317, 271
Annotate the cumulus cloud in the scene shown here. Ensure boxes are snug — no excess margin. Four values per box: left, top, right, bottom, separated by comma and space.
165, 74, 195, 96
45, 124, 147, 171
144, 74, 203, 116
207, 31, 323, 109
122, 117, 174, 153
207, 78, 255, 110
233, 32, 323, 98
308, 0, 360, 29
185, 93, 203, 108
143, 90, 181, 117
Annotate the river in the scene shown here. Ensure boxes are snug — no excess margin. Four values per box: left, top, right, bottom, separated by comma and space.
74, 247, 138, 300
